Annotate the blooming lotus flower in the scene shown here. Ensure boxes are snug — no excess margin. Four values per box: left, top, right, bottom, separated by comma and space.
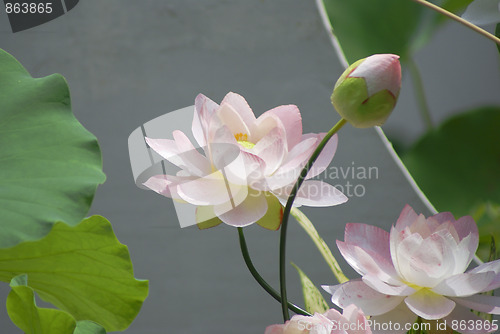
145, 92, 347, 229
462, 0, 500, 26
265, 305, 372, 334
323, 205, 500, 334
331, 54, 401, 128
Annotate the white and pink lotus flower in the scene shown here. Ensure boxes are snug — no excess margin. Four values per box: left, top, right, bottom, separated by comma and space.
265, 304, 372, 334
144, 92, 347, 229
323, 205, 500, 334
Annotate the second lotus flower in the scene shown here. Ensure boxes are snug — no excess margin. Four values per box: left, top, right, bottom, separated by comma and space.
323, 205, 500, 334
144, 92, 347, 229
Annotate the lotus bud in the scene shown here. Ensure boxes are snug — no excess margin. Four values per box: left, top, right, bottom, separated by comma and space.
331, 54, 401, 128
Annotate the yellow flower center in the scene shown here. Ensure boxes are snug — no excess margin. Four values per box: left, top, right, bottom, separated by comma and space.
405, 282, 424, 292
234, 133, 255, 149
238, 140, 255, 149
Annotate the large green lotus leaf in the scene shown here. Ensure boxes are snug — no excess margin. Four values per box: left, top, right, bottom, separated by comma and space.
7, 275, 108, 334
320, 0, 425, 64
0, 48, 106, 248
7, 274, 76, 334
402, 107, 500, 218
291, 263, 329, 314
441, 0, 475, 16
0, 216, 149, 332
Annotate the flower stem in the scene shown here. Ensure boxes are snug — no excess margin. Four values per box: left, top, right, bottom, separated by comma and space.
411, 0, 500, 46
290, 208, 348, 284
416, 317, 422, 334
279, 118, 347, 322
237, 227, 311, 316
407, 58, 433, 130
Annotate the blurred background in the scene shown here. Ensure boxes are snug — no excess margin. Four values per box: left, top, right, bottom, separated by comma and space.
1, 1, 499, 333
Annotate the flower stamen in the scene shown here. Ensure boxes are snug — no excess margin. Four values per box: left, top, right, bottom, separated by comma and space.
234, 133, 248, 141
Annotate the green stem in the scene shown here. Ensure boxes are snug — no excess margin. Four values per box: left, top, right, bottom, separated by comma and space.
407, 58, 433, 130
279, 118, 347, 322
290, 208, 348, 284
237, 228, 311, 316
411, 0, 500, 46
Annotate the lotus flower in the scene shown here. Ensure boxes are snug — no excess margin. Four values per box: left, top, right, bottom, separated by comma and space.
265, 305, 372, 334
145, 92, 347, 229
323, 205, 500, 334
331, 54, 401, 128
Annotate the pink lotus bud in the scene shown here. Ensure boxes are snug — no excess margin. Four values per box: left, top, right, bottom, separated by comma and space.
331, 54, 401, 128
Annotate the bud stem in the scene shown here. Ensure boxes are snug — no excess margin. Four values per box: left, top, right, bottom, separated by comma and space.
411, 0, 500, 46
279, 118, 347, 322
